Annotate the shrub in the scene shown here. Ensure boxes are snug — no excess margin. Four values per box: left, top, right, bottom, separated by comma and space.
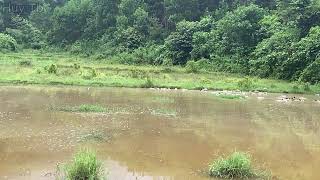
237, 77, 254, 91
291, 83, 301, 93
45, 64, 58, 74
63, 149, 104, 180
0, 33, 18, 51
161, 67, 173, 73
82, 69, 98, 80
209, 152, 254, 179
140, 78, 154, 88
19, 60, 32, 66
185, 60, 199, 73
129, 69, 147, 79
301, 82, 311, 92
73, 63, 81, 70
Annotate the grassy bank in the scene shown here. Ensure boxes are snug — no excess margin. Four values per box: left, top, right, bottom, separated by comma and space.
1, 50, 320, 94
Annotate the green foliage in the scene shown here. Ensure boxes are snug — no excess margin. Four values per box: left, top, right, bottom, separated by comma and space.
46, 64, 58, 74
164, 20, 199, 65
0, 0, 320, 85
281, 26, 320, 80
0, 33, 17, 51
19, 60, 32, 67
50, 0, 93, 44
6, 16, 45, 49
238, 77, 255, 90
115, 27, 144, 50
211, 5, 266, 57
140, 78, 154, 88
77, 104, 105, 113
299, 58, 320, 84
63, 149, 104, 180
250, 29, 299, 78
82, 69, 98, 80
29, 3, 53, 33
57, 104, 107, 113
185, 60, 199, 73
209, 152, 255, 179
73, 63, 81, 70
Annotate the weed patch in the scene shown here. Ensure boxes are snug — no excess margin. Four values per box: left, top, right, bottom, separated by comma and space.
209, 152, 268, 179
56, 104, 107, 113
56, 149, 104, 180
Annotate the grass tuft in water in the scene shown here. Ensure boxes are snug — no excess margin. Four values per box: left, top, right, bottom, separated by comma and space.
57, 104, 107, 113
59, 149, 104, 180
151, 108, 177, 117
209, 152, 258, 179
215, 94, 245, 100
78, 131, 112, 143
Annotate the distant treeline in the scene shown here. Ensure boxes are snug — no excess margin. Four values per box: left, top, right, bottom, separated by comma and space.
1, 0, 320, 84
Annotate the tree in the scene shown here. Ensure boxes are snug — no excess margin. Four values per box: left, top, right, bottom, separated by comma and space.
91, 0, 119, 36
164, 20, 198, 65
250, 29, 299, 78
29, 3, 53, 33
6, 16, 45, 49
299, 58, 320, 84
211, 4, 266, 57
280, 26, 320, 80
49, 0, 93, 44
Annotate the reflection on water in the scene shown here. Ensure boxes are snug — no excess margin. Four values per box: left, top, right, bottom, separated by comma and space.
0, 86, 320, 180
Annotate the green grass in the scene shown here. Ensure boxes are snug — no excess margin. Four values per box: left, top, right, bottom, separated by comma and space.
1, 50, 320, 94
209, 152, 267, 179
57, 149, 104, 180
57, 104, 107, 113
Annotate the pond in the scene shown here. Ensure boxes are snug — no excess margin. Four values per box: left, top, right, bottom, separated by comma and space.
0, 86, 319, 180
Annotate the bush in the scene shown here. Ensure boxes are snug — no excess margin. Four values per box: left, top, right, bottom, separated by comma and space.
45, 64, 58, 74
185, 60, 199, 73
140, 78, 154, 88
19, 60, 32, 66
161, 67, 173, 73
237, 77, 254, 91
69, 40, 97, 56
129, 68, 147, 79
209, 152, 254, 179
73, 63, 81, 70
0, 33, 17, 51
6, 16, 45, 49
63, 149, 104, 180
82, 69, 98, 80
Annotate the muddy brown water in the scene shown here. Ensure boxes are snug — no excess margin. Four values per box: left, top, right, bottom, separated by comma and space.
0, 86, 320, 180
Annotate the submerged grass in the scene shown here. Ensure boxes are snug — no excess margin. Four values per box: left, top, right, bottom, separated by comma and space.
78, 130, 111, 143
1, 51, 320, 94
57, 149, 104, 180
57, 104, 107, 113
209, 152, 268, 179
215, 94, 246, 100
151, 108, 177, 117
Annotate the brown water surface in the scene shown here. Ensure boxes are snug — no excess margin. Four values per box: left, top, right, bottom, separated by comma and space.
0, 86, 320, 180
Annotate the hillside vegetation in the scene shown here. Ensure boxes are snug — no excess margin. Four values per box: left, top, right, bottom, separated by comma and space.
1, 0, 320, 86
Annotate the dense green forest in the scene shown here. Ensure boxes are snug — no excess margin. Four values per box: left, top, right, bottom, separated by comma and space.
1, 0, 320, 84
